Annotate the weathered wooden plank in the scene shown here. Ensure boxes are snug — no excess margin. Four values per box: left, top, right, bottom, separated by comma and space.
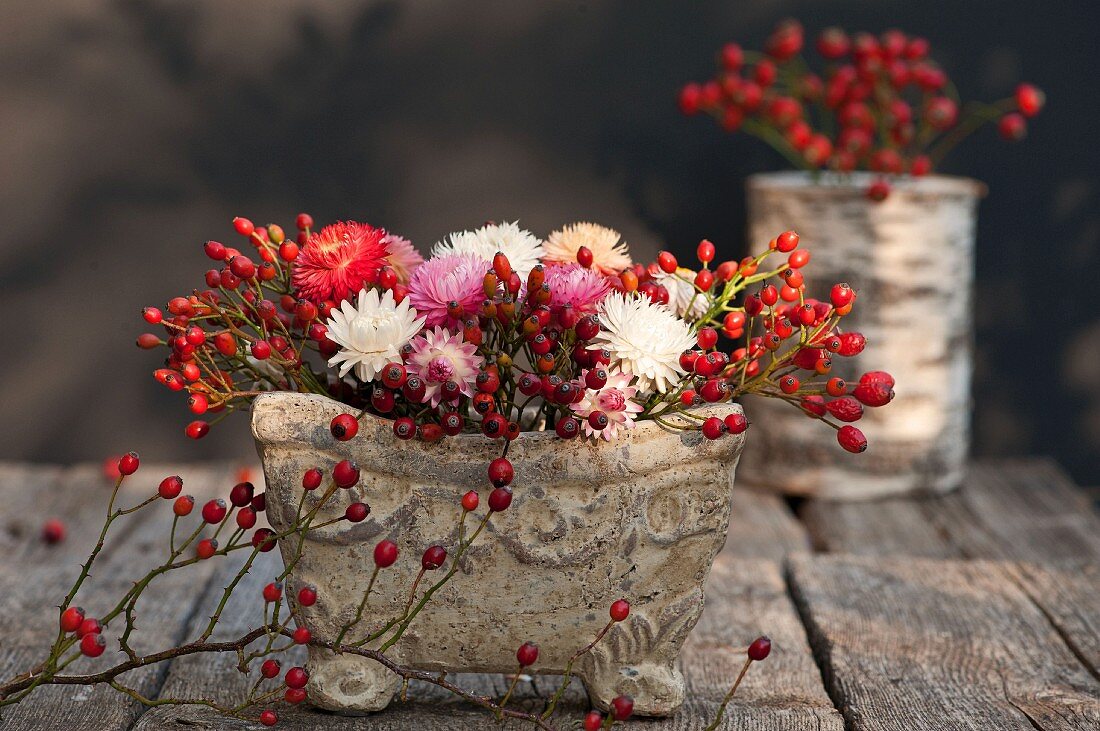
0, 463, 233, 730
136, 544, 841, 729
1007, 561, 1100, 680
800, 460, 1100, 563
936, 459, 1100, 562
789, 553, 1100, 731
675, 553, 842, 730
724, 488, 811, 561
0, 463, 68, 561
799, 495, 956, 558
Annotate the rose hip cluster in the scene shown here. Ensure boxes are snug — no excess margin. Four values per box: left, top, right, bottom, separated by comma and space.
114, 214, 888, 724
137, 213, 892, 457
41, 450, 658, 727
137, 214, 343, 440
659, 230, 893, 453
679, 19, 1045, 200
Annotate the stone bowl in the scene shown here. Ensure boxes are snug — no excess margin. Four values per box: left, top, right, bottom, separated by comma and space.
251, 391, 745, 717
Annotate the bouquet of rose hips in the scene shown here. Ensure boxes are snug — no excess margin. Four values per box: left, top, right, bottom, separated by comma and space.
678, 19, 1045, 200
138, 217, 893, 453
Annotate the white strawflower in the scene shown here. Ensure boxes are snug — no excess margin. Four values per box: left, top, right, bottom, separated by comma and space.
591, 291, 696, 394
544, 222, 632, 275
432, 221, 544, 278
654, 267, 708, 321
325, 288, 425, 382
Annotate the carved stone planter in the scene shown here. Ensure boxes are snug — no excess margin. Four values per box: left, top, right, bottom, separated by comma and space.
251, 392, 745, 717
740, 171, 985, 500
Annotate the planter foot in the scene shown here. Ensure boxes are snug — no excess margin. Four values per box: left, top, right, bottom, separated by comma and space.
584, 660, 685, 717
305, 649, 400, 714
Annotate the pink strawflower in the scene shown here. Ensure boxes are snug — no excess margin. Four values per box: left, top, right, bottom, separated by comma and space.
570, 370, 644, 441
381, 232, 424, 284
292, 221, 388, 304
544, 264, 613, 318
407, 253, 488, 328
406, 327, 485, 407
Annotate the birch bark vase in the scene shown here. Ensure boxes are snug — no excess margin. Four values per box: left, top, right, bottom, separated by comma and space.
251, 392, 745, 717
739, 171, 984, 500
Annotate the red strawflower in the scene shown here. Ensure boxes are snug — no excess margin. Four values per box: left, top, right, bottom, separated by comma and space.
292, 221, 388, 304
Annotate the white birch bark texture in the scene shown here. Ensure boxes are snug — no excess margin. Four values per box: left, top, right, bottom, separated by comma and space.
739, 172, 984, 500
251, 392, 746, 717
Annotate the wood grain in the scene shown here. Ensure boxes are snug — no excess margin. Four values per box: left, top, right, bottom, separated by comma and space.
0, 463, 234, 730
936, 459, 1100, 562
5, 459, 1099, 729
800, 494, 954, 558
789, 553, 1100, 730
801, 460, 1100, 562
136, 548, 841, 729
724, 488, 811, 561
1007, 561, 1100, 681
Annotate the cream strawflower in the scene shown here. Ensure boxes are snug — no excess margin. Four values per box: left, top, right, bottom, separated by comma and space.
654, 267, 708, 320
570, 370, 644, 441
590, 291, 696, 394
324, 288, 425, 382
432, 221, 544, 278
544, 222, 632, 275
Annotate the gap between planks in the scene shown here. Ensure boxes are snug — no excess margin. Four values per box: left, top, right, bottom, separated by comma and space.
788, 553, 1100, 731
798, 458, 1100, 563
133, 532, 840, 729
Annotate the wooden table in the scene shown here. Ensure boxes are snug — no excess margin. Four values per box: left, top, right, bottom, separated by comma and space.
1, 459, 1098, 729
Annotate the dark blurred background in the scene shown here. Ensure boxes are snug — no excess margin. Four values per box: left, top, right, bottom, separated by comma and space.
2, 1, 1097, 486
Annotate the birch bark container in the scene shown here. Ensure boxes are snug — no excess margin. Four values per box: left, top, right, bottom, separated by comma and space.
739, 171, 984, 500
252, 392, 745, 717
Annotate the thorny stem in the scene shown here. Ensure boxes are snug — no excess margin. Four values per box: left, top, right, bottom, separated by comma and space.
377, 511, 493, 653
334, 566, 380, 647
0, 462, 767, 731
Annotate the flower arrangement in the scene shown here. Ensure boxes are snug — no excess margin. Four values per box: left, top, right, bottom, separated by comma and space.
2, 213, 892, 727
138, 216, 892, 451
678, 20, 1045, 200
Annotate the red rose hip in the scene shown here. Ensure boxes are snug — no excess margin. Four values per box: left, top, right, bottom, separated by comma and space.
118, 452, 140, 476
488, 457, 514, 487
158, 475, 183, 499
284, 666, 308, 689
748, 635, 772, 661
80, 632, 106, 658
332, 460, 360, 488
516, 641, 539, 667
488, 487, 513, 512
373, 539, 399, 568
345, 502, 370, 523
422, 545, 447, 570
611, 695, 634, 721
837, 425, 868, 453
60, 606, 85, 633
297, 586, 317, 607
201, 499, 227, 524
41, 518, 66, 545
330, 414, 359, 441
